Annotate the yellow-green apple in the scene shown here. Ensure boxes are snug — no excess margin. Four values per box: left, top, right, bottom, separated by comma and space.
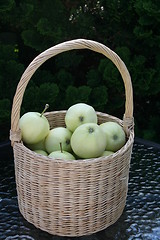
100, 121, 126, 152
45, 127, 72, 154
34, 149, 48, 156
49, 150, 75, 160
27, 139, 46, 151
71, 123, 106, 159
65, 103, 97, 132
101, 150, 114, 156
19, 104, 50, 145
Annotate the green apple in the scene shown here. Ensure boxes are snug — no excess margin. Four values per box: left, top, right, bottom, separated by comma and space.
101, 150, 114, 156
34, 149, 48, 156
48, 151, 75, 160
71, 123, 106, 159
65, 103, 97, 132
45, 127, 72, 154
19, 104, 50, 145
26, 139, 46, 151
100, 121, 126, 152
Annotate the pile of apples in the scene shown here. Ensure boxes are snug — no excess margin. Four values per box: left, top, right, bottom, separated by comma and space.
19, 103, 126, 160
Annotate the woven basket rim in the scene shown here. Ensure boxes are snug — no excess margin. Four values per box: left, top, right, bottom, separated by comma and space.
13, 110, 134, 164
16, 131, 134, 164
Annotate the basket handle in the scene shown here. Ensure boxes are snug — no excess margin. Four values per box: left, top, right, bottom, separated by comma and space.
10, 39, 134, 145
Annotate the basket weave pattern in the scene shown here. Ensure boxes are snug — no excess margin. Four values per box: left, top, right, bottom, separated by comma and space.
10, 39, 134, 237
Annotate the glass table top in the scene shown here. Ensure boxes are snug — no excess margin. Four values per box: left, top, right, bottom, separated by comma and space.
0, 140, 160, 240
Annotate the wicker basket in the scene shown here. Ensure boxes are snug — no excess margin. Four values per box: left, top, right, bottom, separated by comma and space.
10, 39, 134, 237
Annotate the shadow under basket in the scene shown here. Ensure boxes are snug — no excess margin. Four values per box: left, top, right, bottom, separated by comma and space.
10, 39, 134, 237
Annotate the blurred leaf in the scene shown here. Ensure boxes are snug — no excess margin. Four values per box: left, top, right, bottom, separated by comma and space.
134, 26, 153, 39
65, 85, 92, 107
37, 83, 59, 109
36, 18, 53, 36
143, 129, 157, 142
0, 0, 14, 12
23, 82, 59, 113
0, 98, 11, 123
99, 59, 123, 93
21, 30, 49, 51
142, 115, 160, 142
0, 60, 24, 98
89, 85, 108, 111
32, 69, 54, 86
115, 46, 131, 65
56, 69, 74, 90
86, 68, 101, 87
55, 52, 83, 69
0, 44, 18, 61
23, 85, 39, 112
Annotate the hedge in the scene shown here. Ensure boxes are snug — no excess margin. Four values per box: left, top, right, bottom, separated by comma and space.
0, 0, 160, 143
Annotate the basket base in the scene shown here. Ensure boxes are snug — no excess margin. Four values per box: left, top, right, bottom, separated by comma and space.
17, 197, 126, 237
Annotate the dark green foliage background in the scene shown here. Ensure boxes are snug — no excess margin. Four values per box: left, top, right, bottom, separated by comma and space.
0, 0, 160, 143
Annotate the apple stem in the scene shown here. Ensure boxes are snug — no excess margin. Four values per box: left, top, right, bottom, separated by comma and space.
60, 142, 63, 153
40, 104, 49, 117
